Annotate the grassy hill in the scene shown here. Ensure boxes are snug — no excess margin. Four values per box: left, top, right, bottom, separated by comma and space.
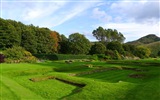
127, 34, 160, 45
143, 41, 160, 57
126, 34, 160, 57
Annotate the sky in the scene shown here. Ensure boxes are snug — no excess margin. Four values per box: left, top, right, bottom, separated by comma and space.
0, 0, 160, 42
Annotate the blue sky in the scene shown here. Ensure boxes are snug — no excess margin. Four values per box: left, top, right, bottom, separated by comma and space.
0, 0, 159, 42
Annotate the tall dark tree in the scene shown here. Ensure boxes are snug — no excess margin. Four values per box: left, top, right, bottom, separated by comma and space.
59, 35, 69, 54
21, 26, 37, 53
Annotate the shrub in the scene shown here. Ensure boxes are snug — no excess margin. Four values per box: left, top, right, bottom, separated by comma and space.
90, 55, 98, 61
107, 41, 124, 54
4, 46, 37, 63
96, 54, 106, 60
90, 42, 106, 54
105, 50, 115, 59
4, 46, 24, 60
114, 50, 122, 60
135, 46, 151, 58
124, 51, 134, 57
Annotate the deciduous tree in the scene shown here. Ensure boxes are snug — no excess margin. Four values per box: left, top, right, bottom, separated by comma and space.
92, 26, 125, 44
68, 33, 91, 54
90, 42, 106, 54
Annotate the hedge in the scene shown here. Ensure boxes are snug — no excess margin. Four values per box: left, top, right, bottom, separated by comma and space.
33, 54, 92, 60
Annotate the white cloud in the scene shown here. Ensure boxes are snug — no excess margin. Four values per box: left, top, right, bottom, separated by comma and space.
91, 0, 160, 42
2, 1, 100, 28
110, 1, 160, 23
102, 22, 159, 42
22, 2, 66, 21
35, 2, 98, 28
92, 7, 112, 22
52, 2, 96, 27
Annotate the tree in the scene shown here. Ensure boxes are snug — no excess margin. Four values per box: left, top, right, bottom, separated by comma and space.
21, 27, 37, 53
92, 26, 125, 44
50, 31, 61, 53
107, 41, 124, 54
35, 28, 54, 54
123, 44, 136, 53
68, 33, 91, 54
0, 18, 21, 49
90, 42, 106, 54
92, 26, 106, 43
59, 35, 69, 54
0, 18, 59, 54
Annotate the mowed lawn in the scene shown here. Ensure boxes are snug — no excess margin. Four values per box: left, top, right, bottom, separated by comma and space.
0, 59, 160, 100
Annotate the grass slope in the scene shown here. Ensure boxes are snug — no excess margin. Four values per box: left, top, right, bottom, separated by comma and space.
143, 41, 160, 57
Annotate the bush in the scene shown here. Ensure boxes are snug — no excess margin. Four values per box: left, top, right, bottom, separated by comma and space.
107, 41, 124, 54
4, 46, 24, 60
22, 51, 37, 63
96, 54, 106, 60
90, 42, 106, 54
104, 50, 123, 60
124, 51, 134, 58
135, 46, 151, 58
4, 46, 37, 63
105, 50, 115, 59
114, 50, 122, 60
90, 55, 98, 61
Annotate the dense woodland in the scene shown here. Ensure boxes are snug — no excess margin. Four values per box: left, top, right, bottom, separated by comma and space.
0, 18, 160, 63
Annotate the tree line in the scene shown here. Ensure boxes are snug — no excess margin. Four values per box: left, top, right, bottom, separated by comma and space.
0, 18, 153, 63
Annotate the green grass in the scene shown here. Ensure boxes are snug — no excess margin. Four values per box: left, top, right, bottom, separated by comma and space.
0, 75, 44, 100
0, 81, 18, 100
0, 59, 160, 100
80, 70, 137, 82
13, 75, 77, 99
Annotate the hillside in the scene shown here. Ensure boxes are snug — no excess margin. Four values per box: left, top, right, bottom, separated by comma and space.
143, 41, 160, 57
126, 34, 160, 57
127, 34, 160, 45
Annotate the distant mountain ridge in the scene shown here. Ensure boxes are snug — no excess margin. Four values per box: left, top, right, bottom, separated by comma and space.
127, 34, 160, 45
